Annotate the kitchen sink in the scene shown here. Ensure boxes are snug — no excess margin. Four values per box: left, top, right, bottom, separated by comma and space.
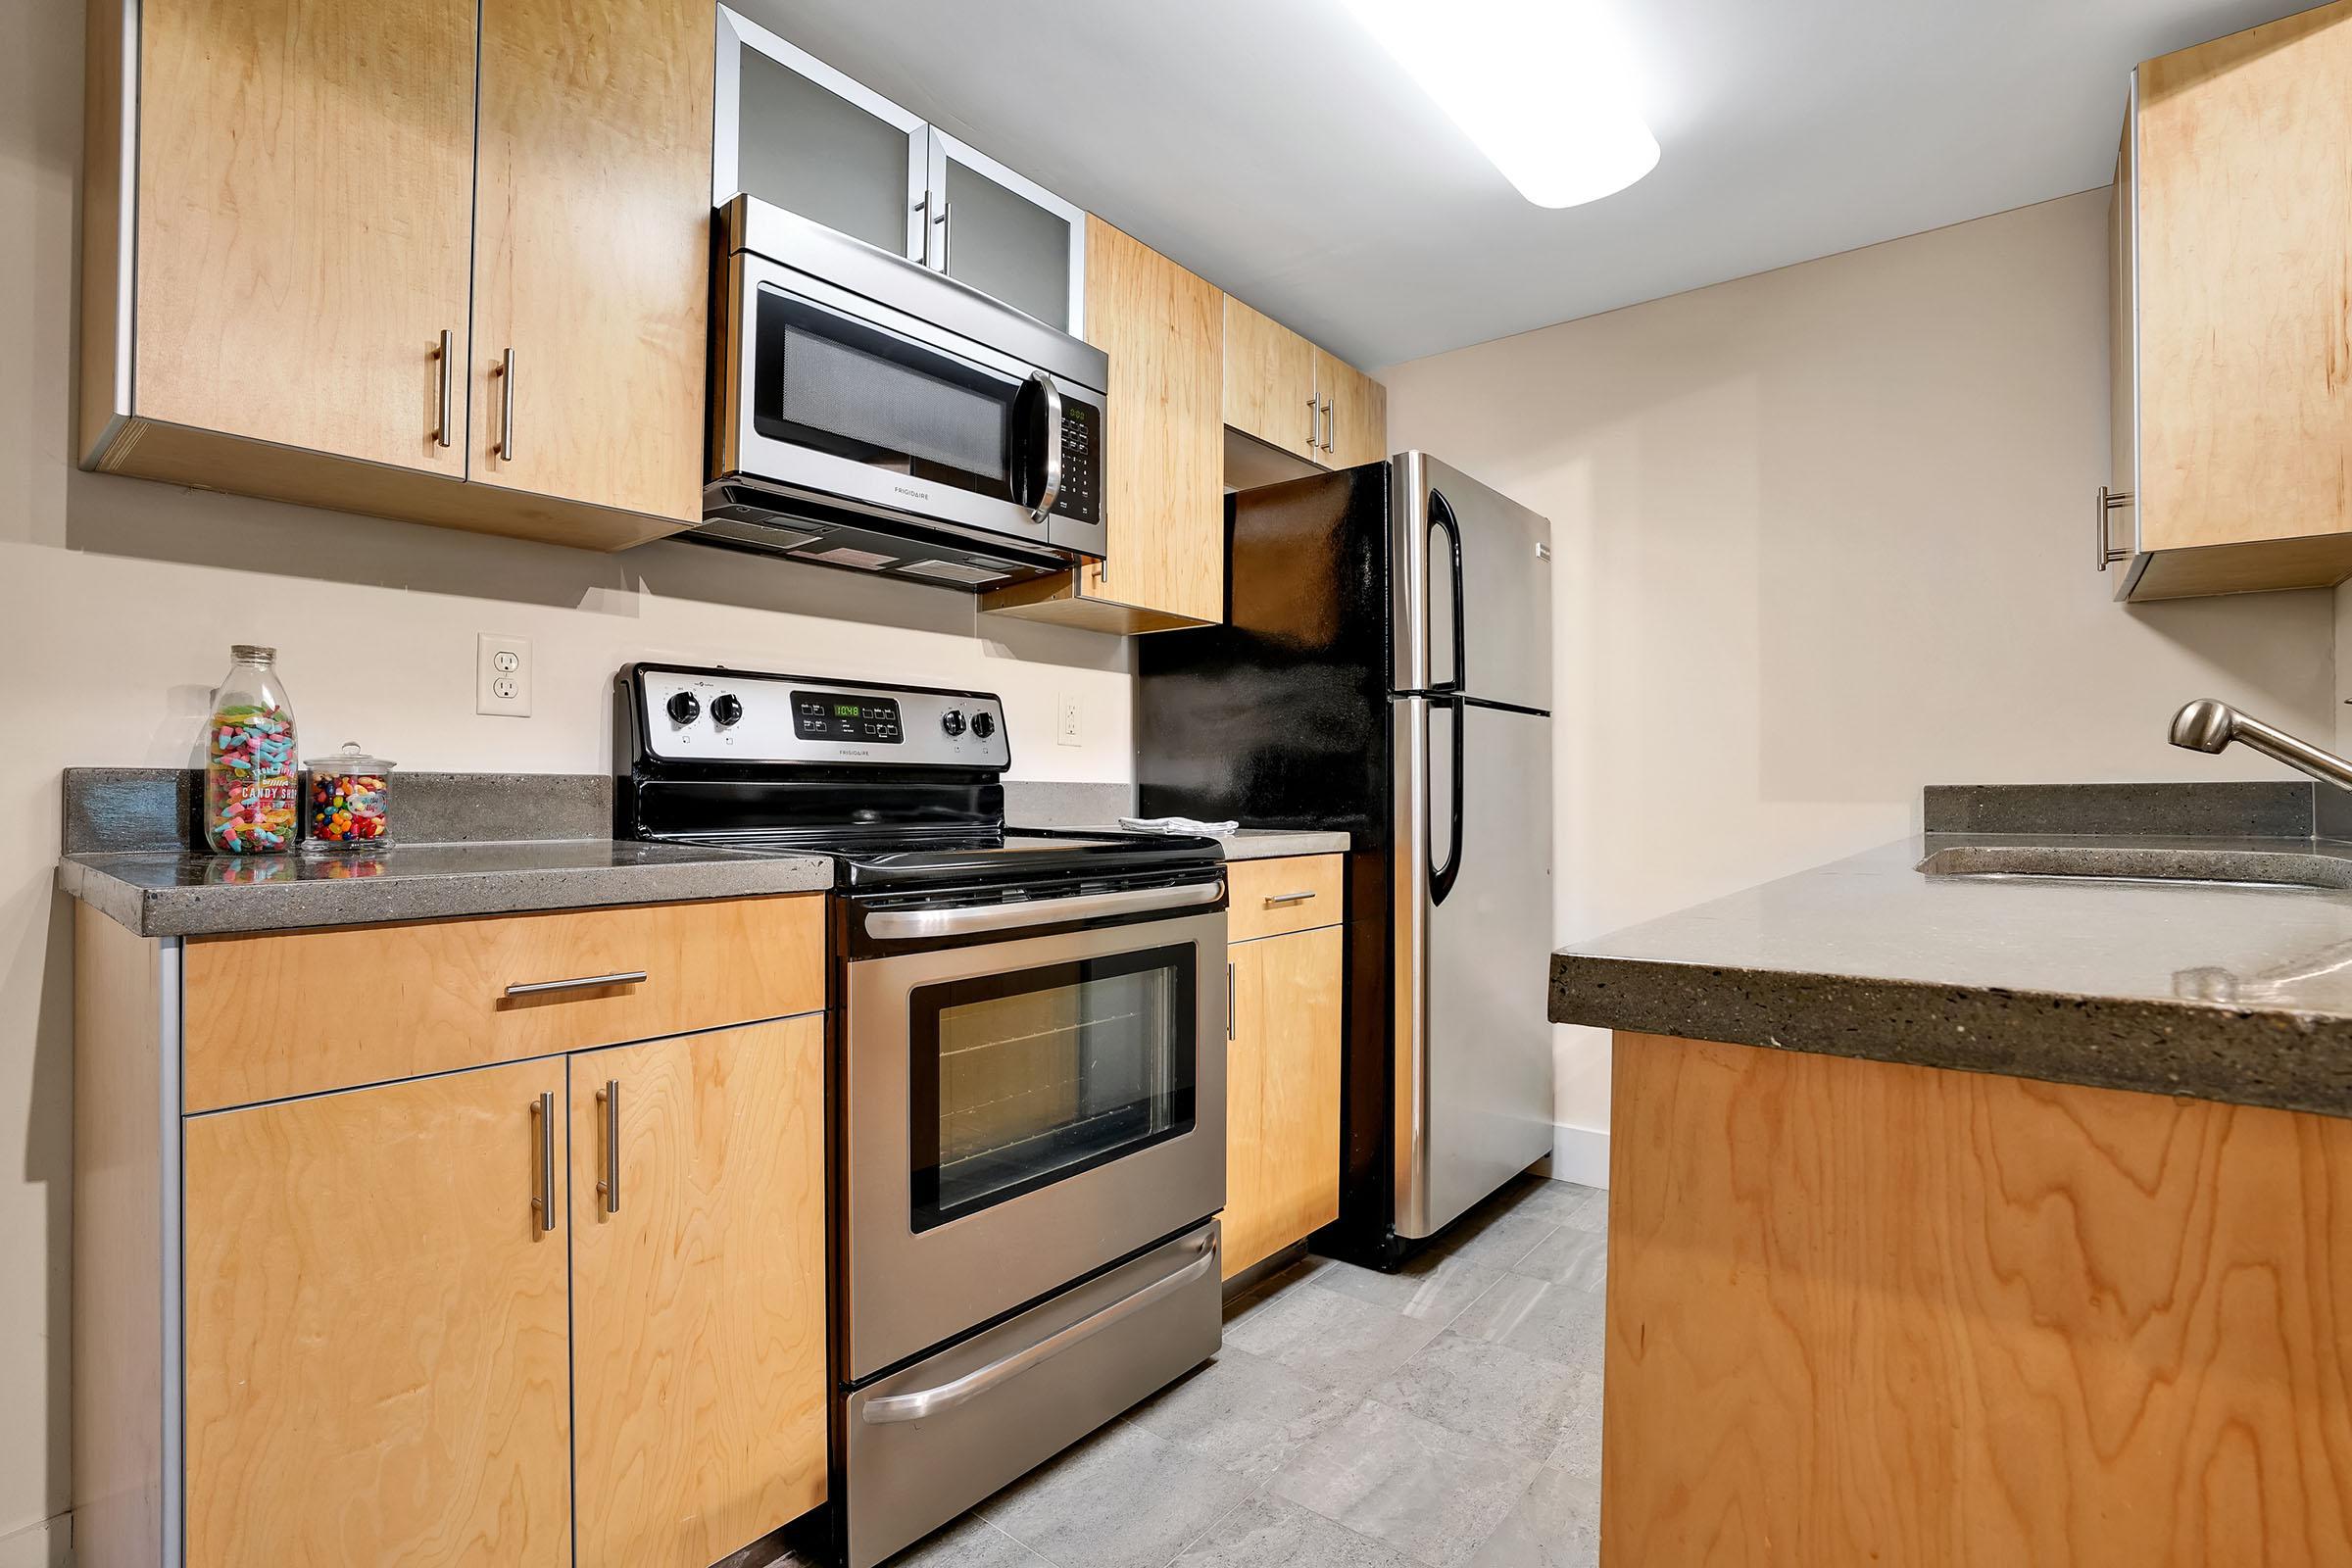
1916, 843, 2352, 892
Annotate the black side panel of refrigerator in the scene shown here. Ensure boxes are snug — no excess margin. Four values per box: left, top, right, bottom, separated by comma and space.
1136, 461, 1408, 1270
1134, 464, 1394, 846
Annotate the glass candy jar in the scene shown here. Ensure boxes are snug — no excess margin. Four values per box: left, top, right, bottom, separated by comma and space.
306, 742, 395, 849
203, 646, 299, 855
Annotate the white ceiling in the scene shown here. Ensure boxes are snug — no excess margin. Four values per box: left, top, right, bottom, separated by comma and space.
736, 0, 2306, 368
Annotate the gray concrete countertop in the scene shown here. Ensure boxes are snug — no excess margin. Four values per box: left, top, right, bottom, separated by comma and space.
1549, 831, 2352, 1119
1205, 829, 1352, 860
61, 840, 835, 938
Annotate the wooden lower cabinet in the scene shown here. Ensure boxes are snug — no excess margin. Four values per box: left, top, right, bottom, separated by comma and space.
183, 1057, 574, 1568
1604, 1031, 2352, 1567
1222, 923, 1345, 1279
570, 1016, 828, 1568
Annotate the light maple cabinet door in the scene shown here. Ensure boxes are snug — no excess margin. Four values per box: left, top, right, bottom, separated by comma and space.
125, 0, 478, 475
1224, 296, 1321, 463
569, 1015, 828, 1568
1316, 349, 1390, 469
1223, 925, 1346, 1279
182, 1058, 572, 1568
985, 217, 1226, 633
470, 0, 715, 526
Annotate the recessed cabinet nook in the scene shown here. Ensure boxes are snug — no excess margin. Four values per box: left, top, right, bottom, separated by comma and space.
77, 0, 1386, 634
2101, 0, 2352, 602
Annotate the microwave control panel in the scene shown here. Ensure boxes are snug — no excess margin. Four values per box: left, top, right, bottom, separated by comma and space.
1047, 398, 1101, 525
632, 664, 1009, 769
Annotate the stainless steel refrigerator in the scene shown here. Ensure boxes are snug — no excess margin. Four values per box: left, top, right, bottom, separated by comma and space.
1136, 452, 1554, 1267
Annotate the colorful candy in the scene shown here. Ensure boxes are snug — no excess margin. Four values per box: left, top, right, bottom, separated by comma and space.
204, 705, 299, 854
306, 745, 394, 848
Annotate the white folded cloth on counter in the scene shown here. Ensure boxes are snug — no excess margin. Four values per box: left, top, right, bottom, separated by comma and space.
1119, 815, 1239, 835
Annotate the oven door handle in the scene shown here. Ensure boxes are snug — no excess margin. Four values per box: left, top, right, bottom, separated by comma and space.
862, 878, 1223, 940
859, 1232, 1220, 1424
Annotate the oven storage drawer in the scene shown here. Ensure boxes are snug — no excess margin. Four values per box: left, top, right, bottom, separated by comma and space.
844, 1222, 1221, 1568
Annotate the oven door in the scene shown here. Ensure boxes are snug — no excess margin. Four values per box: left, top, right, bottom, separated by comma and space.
714, 248, 1102, 559
844, 893, 1226, 1382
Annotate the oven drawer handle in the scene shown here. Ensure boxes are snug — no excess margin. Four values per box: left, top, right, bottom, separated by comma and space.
859, 1233, 1219, 1425
863, 879, 1223, 940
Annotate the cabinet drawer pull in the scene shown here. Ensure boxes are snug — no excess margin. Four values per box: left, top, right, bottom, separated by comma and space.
496, 348, 517, 463
531, 1091, 557, 1233
503, 969, 647, 999
1262, 890, 1318, 906
433, 329, 455, 449
595, 1079, 621, 1214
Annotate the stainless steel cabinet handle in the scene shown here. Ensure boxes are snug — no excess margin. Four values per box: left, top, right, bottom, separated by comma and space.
504, 969, 648, 999
2094, 485, 2133, 570
595, 1079, 620, 1214
864, 880, 1221, 940
434, 329, 454, 449
938, 201, 954, 271
1320, 399, 1335, 454
859, 1233, 1219, 1424
1262, 890, 1318, 906
496, 348, 516, 463
1306, 395, 1319, 452
1226, 961, 1235, 1039
531, 1091, 557, 1233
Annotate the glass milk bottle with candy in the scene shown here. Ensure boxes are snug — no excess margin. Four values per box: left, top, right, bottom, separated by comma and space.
203, 645, 299, 855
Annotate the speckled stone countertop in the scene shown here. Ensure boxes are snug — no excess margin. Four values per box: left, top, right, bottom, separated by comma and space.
60, 841, 836, 938
1187, 829, 1351, 861
1549, 828, 2352, 1118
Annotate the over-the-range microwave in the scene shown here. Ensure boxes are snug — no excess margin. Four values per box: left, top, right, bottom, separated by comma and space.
693, 195, 1108, 591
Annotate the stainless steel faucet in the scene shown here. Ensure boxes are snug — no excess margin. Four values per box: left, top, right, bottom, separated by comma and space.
2169, 698, 2352, 792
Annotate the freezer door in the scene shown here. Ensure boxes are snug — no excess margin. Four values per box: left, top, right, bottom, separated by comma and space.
1392, 695, 1555, 1240
1390, 452, 1552, 712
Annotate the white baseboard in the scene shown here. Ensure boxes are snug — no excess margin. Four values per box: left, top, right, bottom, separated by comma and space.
1546, 1122, 1610, 1190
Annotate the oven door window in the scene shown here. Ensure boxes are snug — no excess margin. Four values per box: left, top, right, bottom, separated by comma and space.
753, 286, 1049, 509
909, 945, 1196, 1233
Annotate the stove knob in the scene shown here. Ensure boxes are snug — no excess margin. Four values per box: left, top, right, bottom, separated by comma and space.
665, 691, 702, 724
710, 693, 744, 727
940, 709, 967, 737
969, 711, 997, 739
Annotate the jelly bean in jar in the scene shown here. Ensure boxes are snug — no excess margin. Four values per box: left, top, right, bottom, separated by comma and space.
306, 742, 395, 849
203, 646, 299, 856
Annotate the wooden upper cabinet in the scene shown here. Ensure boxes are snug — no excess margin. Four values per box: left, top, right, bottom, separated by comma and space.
118, 0, 478, 475
2112, 0, 2352, 601
984, 217, 1226, 632
1317, 348, 1390, 468
183, 1059, 573, 1568
570, 1017, 827, 1568
471, 0, 714, 524
1224, 297, 1320, 462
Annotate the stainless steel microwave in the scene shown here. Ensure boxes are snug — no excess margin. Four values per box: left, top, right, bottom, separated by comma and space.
696, 195, 1109, 591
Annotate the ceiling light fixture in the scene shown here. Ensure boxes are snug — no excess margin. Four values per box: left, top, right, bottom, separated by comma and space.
1339, 0, 1660, 209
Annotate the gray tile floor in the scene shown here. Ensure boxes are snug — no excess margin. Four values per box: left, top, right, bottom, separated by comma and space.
872, 1175, 1609, 1568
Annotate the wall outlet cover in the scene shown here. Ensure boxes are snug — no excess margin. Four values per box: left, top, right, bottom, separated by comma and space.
1056, 693, 1082, 747
476, 632, 533, 717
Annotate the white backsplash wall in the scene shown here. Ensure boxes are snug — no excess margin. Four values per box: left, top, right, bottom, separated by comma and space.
1382, 188, 2338, 1180
0, 8, 1129, 1552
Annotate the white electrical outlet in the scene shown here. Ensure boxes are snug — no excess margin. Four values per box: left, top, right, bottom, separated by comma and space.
475, 633, 533, 717
1056, 693, 1083, 747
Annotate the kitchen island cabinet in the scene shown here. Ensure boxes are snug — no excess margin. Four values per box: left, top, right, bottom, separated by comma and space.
73, 892, 828, 1568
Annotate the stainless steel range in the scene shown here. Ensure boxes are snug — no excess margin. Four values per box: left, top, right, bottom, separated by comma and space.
616, 662, 1228, 1568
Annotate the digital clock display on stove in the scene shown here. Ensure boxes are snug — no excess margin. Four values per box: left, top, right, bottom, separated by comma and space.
792, 691, 904, 744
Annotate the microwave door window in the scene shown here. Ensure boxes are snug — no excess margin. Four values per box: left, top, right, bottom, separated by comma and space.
753, 287, 1020, 504
909, 946, 1196, 1232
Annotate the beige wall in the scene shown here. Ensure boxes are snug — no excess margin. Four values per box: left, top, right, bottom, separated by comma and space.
0, 5, 1133, 1550
1382, 189, 2337, 1148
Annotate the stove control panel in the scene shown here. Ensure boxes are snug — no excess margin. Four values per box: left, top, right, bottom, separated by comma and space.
632, 664, 1010, 768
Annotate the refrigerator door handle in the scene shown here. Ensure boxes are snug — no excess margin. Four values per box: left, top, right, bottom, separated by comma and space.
1430, 694, 1467, 906
1428, 492, 1467, 694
